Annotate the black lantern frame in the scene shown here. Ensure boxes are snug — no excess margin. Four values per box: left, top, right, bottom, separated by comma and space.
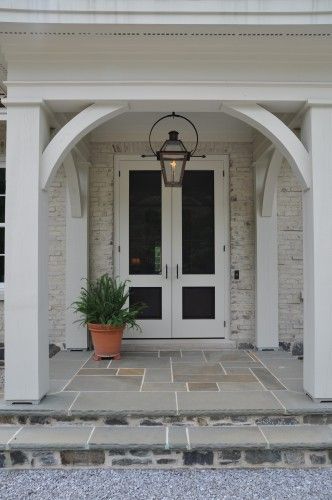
142, 112, 206, 187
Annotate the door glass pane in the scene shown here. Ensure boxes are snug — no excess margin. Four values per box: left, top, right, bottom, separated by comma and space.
129, 171, 162, 274
0, 256, 3, 283
129, 287, 162, 320
0, 196, 5, 223
182, 171, 215, 274
0, 227, 4, 254
182, 287, 215, 319
0, 170, 5, 195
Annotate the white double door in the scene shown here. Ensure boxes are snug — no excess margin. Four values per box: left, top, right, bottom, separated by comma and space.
116, 156, 228, 339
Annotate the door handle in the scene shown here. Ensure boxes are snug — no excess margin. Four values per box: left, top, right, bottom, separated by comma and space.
176, 264, 179, 279
165, 264, 168, 279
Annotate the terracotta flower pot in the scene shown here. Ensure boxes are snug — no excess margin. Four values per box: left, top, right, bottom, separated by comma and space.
87, 323, 124, 361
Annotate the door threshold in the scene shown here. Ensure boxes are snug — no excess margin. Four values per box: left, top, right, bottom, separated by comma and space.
122, 339, 236, 351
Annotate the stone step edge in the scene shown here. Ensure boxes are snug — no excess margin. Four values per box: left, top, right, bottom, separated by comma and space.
1, 424, 332, 452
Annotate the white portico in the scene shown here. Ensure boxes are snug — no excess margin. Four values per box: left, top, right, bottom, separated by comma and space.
0, 1, 332, 404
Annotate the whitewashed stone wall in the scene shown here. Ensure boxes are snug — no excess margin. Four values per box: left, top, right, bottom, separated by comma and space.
48, 167, 66, 344
0, 135, 304, 348
277, 161, 303, 348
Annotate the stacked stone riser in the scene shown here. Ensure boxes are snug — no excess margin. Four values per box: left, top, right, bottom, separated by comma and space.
1, 414, 332, 426
1, 448, 332, 469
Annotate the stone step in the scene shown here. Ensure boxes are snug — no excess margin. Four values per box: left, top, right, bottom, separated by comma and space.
0, 424, 332, 468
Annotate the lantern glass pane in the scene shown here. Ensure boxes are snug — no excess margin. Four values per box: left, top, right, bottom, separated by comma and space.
161, 154, 186, 186
162, 139, 186, 152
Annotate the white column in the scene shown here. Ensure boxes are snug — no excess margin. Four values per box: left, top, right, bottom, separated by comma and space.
5, 102, 50, 403
65, 162, 89, 349
255, 160, 279, 349
302, 104, 332, 401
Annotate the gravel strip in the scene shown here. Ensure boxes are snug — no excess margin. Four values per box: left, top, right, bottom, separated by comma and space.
0, 468, 331, 500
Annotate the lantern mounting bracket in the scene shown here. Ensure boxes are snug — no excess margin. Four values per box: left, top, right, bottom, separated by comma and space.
141, 112, 206, 159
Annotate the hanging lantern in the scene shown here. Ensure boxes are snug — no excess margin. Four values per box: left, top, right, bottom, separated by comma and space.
142, 112, 206, 187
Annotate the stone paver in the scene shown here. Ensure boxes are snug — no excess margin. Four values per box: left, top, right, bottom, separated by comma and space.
250, 367, 286, 390
77, 368, 118, 376
218, 382, 265, 391
177, 391, 283, 414
0, 392, 77, 413
89, 426, 166, 449
187, 383, 219, 391
141, 383, 187, 391
9, 427, 92, 449
71, 391, 177, 415
117, 368, 145, 376
261, 424, 332, 448
188, 426, 266, 449
204, 351, 253, 362
168, 427, 188, 449
64, 375, 142, 392
172, 363, 224, 375
109, 358, 170, 368
272, 390, 332, 413
0, 427, 21, 449
159, 350, 181, 358
144, 369, 172, 383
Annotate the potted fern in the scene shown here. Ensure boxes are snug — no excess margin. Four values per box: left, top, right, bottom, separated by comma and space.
73, 274, 143, 361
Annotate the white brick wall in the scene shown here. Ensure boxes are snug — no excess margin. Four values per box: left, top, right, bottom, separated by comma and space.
0, 135, 304, 348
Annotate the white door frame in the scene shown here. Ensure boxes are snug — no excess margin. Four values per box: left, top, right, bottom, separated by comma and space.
114, 154, 230, 340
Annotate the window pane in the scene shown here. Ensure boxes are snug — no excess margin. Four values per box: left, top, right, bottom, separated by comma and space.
0, 227, 4, 255
129, 171, 162, 275
182, 287, 215, 319
129, 287, 162, 320
182, 171, 215, 274
0, 256, 4, 283
0, 197, 5, 223
0, 170, 5, 195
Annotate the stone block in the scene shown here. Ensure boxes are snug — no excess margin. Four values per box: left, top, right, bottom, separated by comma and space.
32, 451, 59, 466
255, 416, 299, 425
157, 458, 177, 465
283, 450, 305, 465
218, 450, 241, 463
183, 450, 214, 466
309, 453, 326, 465
130, 449, 150, 457
10, 450, 28, 466
112, 458, 152, 466
60, 450, 105, 466
245, 450, 282, 464
105, 417, 128, 425
291, 342, 303, 356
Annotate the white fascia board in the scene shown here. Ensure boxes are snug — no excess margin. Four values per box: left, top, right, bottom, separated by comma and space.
0, 1, 332, 26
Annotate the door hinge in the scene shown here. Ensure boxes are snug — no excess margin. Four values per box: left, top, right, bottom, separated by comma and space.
224, 321, 226, 327
223, 170, 225, 177
118, 170, 121, 177
118, 245, 120, 252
